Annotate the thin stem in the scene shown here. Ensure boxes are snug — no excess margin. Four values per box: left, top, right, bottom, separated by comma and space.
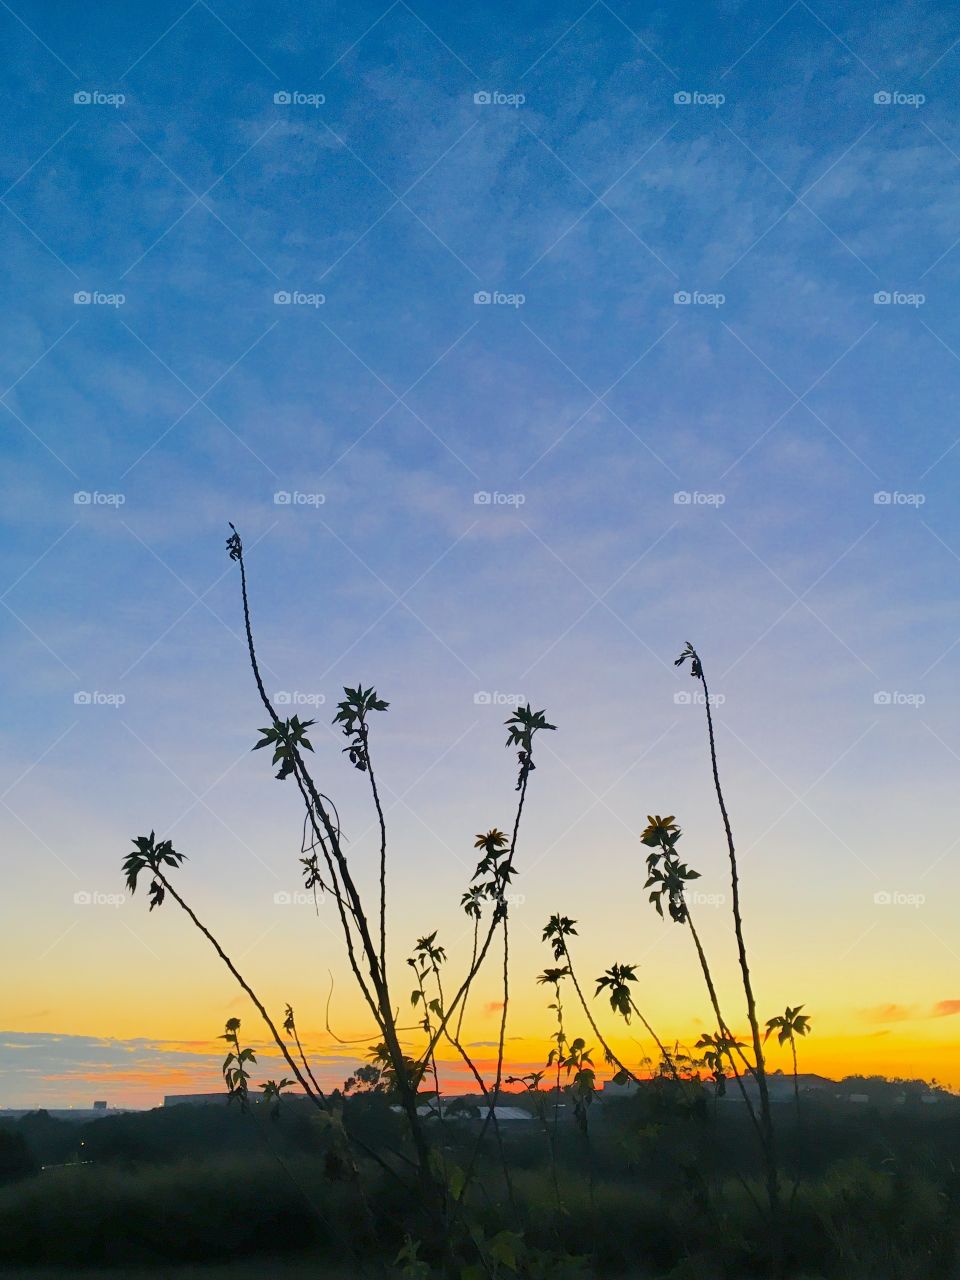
684, 911, 763, 1141
231, 537, 435, 1193
698, 657, 780, 1242
363, 725, 389, 981
560, 941, 641, 1085
455, 917, 479, 1043
421, 766, 532, 1071
625, 995, 682, 1085
155, 871, 406, 1185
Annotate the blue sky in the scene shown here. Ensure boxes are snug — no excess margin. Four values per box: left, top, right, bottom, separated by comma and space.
4, 0, 960, 1106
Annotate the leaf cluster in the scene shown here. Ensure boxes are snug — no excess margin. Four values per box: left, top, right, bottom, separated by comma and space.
595, 962, 638, 1022
333, 685, 388, 771
504, 704, 556, 790
122, 831, 186, 910
541, 913, 577, 961
253, 715, 315, 781
640, 816, 700, 923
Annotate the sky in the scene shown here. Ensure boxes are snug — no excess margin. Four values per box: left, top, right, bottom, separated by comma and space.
3, 0, 960, 1109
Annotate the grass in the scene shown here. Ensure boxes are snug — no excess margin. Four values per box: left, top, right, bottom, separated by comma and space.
0, 1266, 358, 1280
5, 1104, 960, 1277
0, 1155, 373, 1271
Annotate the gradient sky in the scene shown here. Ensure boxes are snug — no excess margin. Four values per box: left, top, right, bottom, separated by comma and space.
3, 0, 960, 1109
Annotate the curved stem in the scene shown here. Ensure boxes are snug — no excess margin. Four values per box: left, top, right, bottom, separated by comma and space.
560, 941, 641, 1085
698, 661, 779, 1240
421, 767, 532, 1070
685, 912, 763, 1143
625, 995, 682, 1084
232, 539, 434, 1192
156, 871, 407, 1185
455, 918, 478, 1043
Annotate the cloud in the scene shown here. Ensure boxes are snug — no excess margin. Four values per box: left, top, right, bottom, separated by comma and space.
932, 1000, 960, 1018
0, 1032, 360, 1110
860, 1004, 916, 1023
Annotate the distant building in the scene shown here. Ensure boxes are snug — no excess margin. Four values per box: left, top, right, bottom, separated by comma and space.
162, 1092, 306, 1108
600, 1079, 640, 1100
164, 1093, 257, 1107
717, 1072, 833, 1104
390, 1098, 533, 1123
848, 1093, 869, 1104
0, 1107, 128, 1122
488, 1106, 533, 1122
164, 1093, 231, 1107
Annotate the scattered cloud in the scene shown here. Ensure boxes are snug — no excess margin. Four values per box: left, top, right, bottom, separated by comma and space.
860, 1004, 917, 1023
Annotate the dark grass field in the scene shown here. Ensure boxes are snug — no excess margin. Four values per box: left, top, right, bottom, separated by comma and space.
3, 1095, 960, 1278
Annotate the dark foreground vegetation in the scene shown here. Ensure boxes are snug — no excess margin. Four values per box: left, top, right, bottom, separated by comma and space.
2, 1090, 960, 1278
11, 528, 953, 1279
